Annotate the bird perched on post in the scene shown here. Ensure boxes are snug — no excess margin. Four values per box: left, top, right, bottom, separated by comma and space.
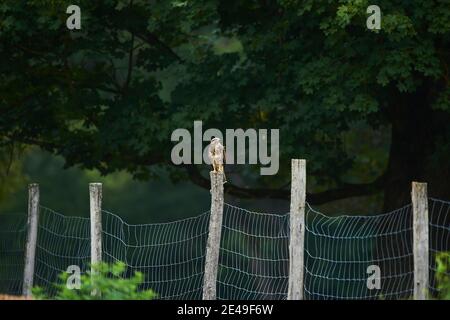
208, 137, 227, 183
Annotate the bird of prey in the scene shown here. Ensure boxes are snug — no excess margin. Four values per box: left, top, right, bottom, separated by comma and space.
208, 137, 227, 183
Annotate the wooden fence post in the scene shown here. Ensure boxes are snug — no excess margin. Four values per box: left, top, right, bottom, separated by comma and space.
23, 183, 40, 297
412, 182, 429, 300
288, 159, 306, 300
89, 183, 102, 292
202, 171, 225, 300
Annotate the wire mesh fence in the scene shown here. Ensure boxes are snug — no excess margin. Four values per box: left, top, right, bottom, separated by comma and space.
102, 209, 210, 299
33, 206, 90, 297
0, 198, 449, 299
304, 203, 414, 299
0, 213, 27, 295
217, 204, 289, 300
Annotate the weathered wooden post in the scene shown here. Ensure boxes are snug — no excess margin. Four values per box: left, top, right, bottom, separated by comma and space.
411, 182, 429, 300
288, 159, 306, 300
89, 182, 102, 295
23, 183, 40, 297
202, 171, 225, 300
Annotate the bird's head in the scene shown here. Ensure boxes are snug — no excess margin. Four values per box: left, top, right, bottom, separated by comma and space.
211, 136, 221, 144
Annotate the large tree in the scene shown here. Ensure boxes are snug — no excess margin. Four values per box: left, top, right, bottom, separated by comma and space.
1, 0, 449, 210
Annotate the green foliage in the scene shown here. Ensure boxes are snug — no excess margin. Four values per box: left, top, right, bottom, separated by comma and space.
0, 1, 449, 205
32, 261, 158, 300
436, 252, 450, 300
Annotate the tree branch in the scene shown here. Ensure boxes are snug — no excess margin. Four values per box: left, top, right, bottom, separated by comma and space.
124, 33, 135, 91
105, 6, 184, 63
184, 165, 386, 205
133, 31, 184, 63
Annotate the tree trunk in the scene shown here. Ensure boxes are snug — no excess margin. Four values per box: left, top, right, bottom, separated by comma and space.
379, 85, 450, 298
382, 85, 450, 211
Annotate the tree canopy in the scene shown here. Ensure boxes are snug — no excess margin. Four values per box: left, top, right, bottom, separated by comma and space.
1, 0, 449, 210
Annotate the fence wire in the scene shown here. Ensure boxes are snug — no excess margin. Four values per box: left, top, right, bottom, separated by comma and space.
33, 206, 90, 296
0, 213, 27, 295
304, 203, 414, 299
102, 209, 210, 299
0, 198, 449, 299
217, 204, 289, 300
